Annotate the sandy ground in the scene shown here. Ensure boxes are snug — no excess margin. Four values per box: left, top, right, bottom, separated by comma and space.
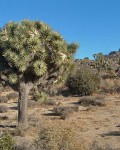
0, 93, 120, 149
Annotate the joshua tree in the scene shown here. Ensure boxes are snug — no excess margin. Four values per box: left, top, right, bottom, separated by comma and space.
93, 53, 111, 75
0, 20, 78, 128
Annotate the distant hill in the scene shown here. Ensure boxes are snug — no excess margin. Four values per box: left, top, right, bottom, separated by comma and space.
107, 49, 120, 58
75, 49, 120, 71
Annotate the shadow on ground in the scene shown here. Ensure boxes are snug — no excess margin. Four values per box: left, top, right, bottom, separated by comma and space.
102, 131, 120, 137
0, 124, 16, 128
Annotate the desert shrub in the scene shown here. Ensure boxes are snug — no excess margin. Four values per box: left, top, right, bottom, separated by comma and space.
90, 141, 116, 150
33, 92, 56, 106
0, 96, 9, 103
53, 106, 64, 115
34, 121, 84, 150
45, 99, 56, 106
33, 92, 49, 104
7, 92, 18, 100
101, 79, 115, 93
101, 88, 116, 94
10, 127, 25, 137
0, 105, 8, 113
0, 86, 4, 92
72, 105, 79, 112
44, 87, 58, 96
30, 85, 58, 97
113, 78, 120, 93
28, 99, 56, 108
101, 78, 120, 94
53, 106, 76, 119
67, 68, 100, 96
78, 96, 105, 107
60, 110, 71, 120
3, 86, 13, 92
0, 133, 14, 150
14, 141, 35, 150
49, 89, 58, 96
116, 87, 120, 93
53, 106, 74, 115
28, 101, 40, 108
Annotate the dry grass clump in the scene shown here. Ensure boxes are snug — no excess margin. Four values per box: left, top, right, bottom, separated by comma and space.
53, 106, 74, 119
60, 110, 71, 120
28, 101, 40, 108
34, 121, 85, 150
10, 127, 25, 137
48, 88, 58, 96
0, 105, 8, 113
79, 95, 105, 107
0, 96, 9, 103
116, 87, 120, 93
53, 106, 73, 115
101, 78, 120, 94
72, 105, 79, 112
53, 105, 79, 119
7, 92, 18, 100
28, 99, 56, 109
90, 141, 116, 150
3, 86, 13, 92
0, 86, 4, 92
44, 99, 56, 106
14, 141, 35, 150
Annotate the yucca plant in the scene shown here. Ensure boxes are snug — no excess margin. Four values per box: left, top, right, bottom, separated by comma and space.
93, 53, 111, 74
0, 20, 78, 128
0, 133, 14, 150
34, 91, 49, 104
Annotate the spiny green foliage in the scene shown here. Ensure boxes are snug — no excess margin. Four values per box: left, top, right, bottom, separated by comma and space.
34, 91, 49, 104
0, 20, 78, 85
0, 133, 14, 150
67, 67, 100, 96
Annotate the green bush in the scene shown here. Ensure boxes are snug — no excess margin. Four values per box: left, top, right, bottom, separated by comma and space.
34, 92, 56, 106
33, 91, 49, 104
0, 133, 14, 150
67, 68, 100, 96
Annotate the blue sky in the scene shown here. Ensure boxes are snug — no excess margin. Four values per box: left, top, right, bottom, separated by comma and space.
0, 0, 120, 59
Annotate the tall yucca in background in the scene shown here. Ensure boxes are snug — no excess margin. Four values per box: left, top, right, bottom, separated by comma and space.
0, 20, 78, 128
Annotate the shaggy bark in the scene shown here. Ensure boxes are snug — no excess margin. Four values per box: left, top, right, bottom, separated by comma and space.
18, 82, 31, 129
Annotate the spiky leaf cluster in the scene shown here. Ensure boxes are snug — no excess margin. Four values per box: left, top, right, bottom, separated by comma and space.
0, 20, 78, 85
93, 53, 112, 72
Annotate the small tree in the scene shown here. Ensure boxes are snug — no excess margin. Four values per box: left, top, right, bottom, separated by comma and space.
0, 20, 78, 128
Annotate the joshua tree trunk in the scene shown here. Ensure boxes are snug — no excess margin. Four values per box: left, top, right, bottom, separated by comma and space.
18, 82, 30, 129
